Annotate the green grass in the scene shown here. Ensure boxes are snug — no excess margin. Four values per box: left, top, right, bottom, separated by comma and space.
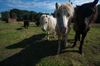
0, 21, 100, 66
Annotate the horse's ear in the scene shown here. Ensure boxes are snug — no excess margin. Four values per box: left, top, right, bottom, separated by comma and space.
76, 5, 78, 7
56, 3, 60, 9
71, 2, 73, 4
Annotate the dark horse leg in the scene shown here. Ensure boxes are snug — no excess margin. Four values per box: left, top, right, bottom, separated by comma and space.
61, 35, 66, 49
79, 31, 88, 54
72, 32, 80, 47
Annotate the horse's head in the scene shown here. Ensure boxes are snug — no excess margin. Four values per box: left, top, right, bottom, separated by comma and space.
74, 4, 97, 24
55, 3, 74, 33
40, 14, 49, 31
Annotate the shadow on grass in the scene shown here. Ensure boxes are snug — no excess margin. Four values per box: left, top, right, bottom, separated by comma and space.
0, 34, 58, 66
16, 27, 23, 31
0, 34, 76, 66
6, 34, 46, 49
62, 49, 79, 53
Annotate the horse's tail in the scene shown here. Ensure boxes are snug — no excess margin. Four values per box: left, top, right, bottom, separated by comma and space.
92, 0, 99, 6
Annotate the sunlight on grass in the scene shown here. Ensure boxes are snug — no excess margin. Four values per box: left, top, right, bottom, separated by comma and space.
0, 21, 100, 66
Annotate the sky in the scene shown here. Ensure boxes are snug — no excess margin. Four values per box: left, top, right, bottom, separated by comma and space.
0, 0, 100, 13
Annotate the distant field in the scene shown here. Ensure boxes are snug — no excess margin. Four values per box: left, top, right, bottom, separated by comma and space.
0, 21, 100, 66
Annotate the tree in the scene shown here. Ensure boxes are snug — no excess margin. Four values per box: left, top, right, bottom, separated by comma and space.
1, 11, 10, 23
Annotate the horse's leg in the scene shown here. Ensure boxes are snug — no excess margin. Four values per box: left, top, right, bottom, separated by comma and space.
54, 32, 56, 39
79, 32, 87, 54
57, 35, 61, 55
62, 34, 67, 49
42, 31, 49, 40
78, 33, 80, 41
51, 32, 56, 39
47, 31, 50, 40
26, 25, 28, 29
68, 26, 71, 34
72, 32, 80, 47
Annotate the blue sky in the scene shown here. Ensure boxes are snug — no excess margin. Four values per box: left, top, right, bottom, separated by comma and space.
0, 0, 100, 13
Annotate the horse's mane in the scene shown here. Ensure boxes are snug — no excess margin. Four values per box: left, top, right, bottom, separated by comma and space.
59, 3, 74, 17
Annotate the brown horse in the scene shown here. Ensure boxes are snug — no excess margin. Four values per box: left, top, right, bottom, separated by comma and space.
72, 0, 98, 54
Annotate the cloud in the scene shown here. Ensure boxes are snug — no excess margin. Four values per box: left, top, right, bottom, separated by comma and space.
0, 0, 100, 13
6, 0, 70, 11
7, 0, 34, 6
7, 0, 99, 10
73, 0, 99, 5
5, 0, 69, 13
7, 0, 55, 8
5, 0, 57, 13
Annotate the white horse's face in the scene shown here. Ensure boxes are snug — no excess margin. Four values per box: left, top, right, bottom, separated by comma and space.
40, 15, 48, 31
56, 8, 69, 26
55, 3, 72, 33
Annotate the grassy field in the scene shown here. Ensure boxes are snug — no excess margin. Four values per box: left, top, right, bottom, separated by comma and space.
0, 21, 100, 66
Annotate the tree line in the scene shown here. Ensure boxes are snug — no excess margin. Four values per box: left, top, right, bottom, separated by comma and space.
0, 4, 100, 23
1, 9, 43, 22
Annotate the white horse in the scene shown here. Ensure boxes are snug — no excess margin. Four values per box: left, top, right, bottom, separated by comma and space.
54, 3, 74, 54
40, 14, 57, 40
